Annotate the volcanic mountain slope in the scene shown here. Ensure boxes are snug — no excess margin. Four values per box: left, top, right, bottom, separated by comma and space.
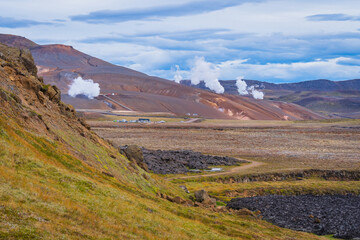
0, 43, 325, 239
182, 79, 360, 118
0, 34, 324, 120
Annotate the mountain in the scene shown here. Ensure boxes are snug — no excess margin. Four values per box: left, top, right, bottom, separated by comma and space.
181, 79, 360, 118
0, 34, 324, 120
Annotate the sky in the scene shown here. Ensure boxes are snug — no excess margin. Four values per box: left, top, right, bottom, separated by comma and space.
1, 0, 360, 83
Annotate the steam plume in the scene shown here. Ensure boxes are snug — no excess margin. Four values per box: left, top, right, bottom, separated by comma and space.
248, 85, 264, 99
236, 77, 248, 95
190, 57, 224, 94
68, 77, 100, 99
173, 65, 183, 83
236, 76, 264, 99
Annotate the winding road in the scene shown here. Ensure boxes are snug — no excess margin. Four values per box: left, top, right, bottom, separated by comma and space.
166, 159, 264, 181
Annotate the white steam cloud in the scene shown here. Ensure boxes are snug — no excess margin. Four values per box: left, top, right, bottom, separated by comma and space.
173, 65, 183, 83
68, 77, 100, 99
190, 57, 224, 94
247, 85, 264, 99
236, 77, 264, 99
236, 76, 248, 95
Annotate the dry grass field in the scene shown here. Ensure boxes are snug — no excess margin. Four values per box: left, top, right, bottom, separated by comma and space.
91, 119, 360, 174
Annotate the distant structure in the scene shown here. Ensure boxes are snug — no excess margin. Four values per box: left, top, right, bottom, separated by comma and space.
138, 118, 150, 123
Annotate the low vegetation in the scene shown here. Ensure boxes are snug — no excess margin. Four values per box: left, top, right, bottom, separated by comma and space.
182, 179, 360, 202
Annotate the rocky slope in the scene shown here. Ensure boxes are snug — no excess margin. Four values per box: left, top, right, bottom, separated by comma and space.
0, 43, 325, 239
0, 34, 324, 121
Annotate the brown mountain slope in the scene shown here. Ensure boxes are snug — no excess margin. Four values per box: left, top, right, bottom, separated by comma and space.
182, 79, 360, 118
0, 34, 324, 120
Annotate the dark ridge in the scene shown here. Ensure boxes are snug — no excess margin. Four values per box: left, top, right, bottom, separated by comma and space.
190, 169, 360, 183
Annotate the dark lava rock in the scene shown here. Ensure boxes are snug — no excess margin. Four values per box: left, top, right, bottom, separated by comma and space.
227, 195, 360, 239
141, 148, 245, 174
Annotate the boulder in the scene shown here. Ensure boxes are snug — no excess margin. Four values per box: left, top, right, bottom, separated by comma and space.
19, 48, 37, 77
0, 89, 8, 101
172, 196, 186, 204
180, 185, 190, 193
194, 190, 210, 202
120, 145, 149, 172
45, 85, 61, 103
202, 197, 217, 206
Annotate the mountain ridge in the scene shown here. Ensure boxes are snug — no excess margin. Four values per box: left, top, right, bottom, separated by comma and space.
181, 79, 360, 94
181, 79, 360, 118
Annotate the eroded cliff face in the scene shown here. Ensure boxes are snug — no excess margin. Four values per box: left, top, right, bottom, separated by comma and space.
0, 43, 97, 143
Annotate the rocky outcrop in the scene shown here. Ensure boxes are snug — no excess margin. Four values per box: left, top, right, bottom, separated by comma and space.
0, 43, 77, 127
194, 190, 217, 207
120, 145, 149, 172
227, 195, 360, 239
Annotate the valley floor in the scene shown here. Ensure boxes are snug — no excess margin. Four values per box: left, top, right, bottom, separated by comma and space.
91, 118, 360, 173
89, 117, 360, 239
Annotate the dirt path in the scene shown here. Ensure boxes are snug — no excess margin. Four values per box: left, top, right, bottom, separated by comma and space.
184, 118, 200, 123
166, 159, 264, 181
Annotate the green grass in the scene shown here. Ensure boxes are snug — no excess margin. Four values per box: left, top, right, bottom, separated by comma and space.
182, 179, 360, 202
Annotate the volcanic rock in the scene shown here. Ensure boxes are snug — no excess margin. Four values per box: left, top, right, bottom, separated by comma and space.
141, 148, 245, 174
227, 194, 360, 239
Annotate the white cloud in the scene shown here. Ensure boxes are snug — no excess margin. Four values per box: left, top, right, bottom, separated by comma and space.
218, 57, 360, 81
171, 57, 360, 83
2, 0, 360, 82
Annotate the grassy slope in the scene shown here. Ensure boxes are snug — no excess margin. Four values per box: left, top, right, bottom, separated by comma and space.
0, 110, 326, 240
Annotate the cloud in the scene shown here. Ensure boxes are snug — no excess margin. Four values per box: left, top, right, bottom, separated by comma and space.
218, 57, 360, 82
71, 0, 262, 23
0, 16, 53, 28
74, 27, 360, 83
336, 58, 360, 66
307, 14, 360, 22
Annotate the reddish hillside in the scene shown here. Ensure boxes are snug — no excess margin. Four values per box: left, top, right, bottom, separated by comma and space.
0, 34, 324, 120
